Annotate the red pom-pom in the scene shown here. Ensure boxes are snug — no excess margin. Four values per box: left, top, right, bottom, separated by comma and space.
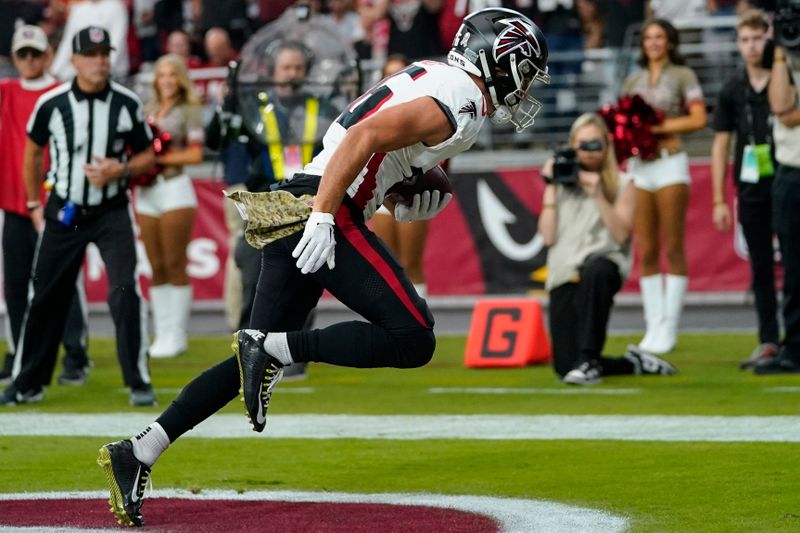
598, 95, 665, 164
129, 117, 172, 187
385, 165, 452, 206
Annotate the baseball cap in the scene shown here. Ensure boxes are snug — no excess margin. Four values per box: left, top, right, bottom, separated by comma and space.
11, 25, 49, 54
72, 26, 115, 55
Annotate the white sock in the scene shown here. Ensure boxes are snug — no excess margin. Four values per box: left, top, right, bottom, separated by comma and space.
264, 332, 294, 366
131, 422, 170, 467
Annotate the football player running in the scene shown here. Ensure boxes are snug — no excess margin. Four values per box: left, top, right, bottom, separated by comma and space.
98, 8, 549, 527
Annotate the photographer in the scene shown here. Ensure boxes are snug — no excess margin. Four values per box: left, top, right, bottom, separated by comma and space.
539, 113, 676, 385
754, 2, 800, 374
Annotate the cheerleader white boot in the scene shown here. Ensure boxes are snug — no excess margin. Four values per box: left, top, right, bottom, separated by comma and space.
648, 274, 688, 355
638, 274, 664, 353
148, 284, 171, 357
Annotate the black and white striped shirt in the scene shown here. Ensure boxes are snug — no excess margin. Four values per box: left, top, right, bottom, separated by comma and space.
27, 79, 152, 207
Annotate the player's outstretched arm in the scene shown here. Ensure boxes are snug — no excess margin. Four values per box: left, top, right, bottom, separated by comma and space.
312, 96, 455, 215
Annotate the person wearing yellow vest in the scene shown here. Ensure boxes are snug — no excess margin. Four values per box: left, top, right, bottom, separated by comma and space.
232, 41, 337, 380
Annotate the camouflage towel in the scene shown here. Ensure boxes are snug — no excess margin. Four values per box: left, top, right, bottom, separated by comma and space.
225, 189, 316, 249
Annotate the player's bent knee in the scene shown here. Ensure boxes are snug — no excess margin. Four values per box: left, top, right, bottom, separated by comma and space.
396, 328, 436, 368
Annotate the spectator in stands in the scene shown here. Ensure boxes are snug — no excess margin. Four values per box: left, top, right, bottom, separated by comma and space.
371, 54, 430, 297
753, 41, 800, 374
193, 0, 251, 51
577, 0, 604, 49
361, 0, 444, 60
539, 112, 676, 384
259, 0, 297, 25
153, 0, 185, 37
710, 10, 779, 369
204, 28, 236, 67
538, 0, 582, 74
166, 30, 205, 69
648, 0, 708, 20
136, 54, 204, 358
438, 0, 538, 52
621, 19, 707, 355
50, 0, 130, 80
133, 0, 160, 63
324, 0, 366, 46
603, 0, 645, 49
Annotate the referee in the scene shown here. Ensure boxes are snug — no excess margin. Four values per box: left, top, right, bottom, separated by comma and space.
1, 26, 157, 406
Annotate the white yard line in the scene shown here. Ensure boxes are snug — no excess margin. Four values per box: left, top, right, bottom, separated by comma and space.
0, 490, 628, 533
429, 387, 641, 395
1, 413, 799, 442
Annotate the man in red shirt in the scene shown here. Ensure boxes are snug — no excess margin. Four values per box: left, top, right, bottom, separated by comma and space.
0, 25, 91, 388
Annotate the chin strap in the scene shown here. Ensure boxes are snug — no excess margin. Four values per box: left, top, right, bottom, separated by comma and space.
478, 49, 510, 123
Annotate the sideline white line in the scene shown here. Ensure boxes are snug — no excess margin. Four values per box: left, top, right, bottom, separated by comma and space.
116, 387, 315, 395
0, 490, 628, 533
766, 387, 800, 393
1, 413, 799, 442
429, 387, 641, 395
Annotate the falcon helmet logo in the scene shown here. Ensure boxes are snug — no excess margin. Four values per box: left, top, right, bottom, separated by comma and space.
89, 27, 105, 43
493, 18, 541, 61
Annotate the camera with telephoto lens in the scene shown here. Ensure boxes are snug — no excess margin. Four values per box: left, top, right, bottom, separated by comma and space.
547, 139, 604, 186
549, 147, 579, 186
775, 0, 800, 50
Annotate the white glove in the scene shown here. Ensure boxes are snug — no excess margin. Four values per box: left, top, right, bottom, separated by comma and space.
292, 212, 336, 274
394, 190, 453, 223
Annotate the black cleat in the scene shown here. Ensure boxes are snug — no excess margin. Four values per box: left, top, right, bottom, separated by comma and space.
624, 345, 677, 375
753, 348, 800, 375
0, 353, 13, 386
232, 329, 284, 432
97, 440, 151, 527
1, 384, 44, 406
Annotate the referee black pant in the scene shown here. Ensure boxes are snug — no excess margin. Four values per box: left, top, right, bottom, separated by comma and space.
3, 211, 89, 368
156, 196, 435, 441
12, 197, 150, 391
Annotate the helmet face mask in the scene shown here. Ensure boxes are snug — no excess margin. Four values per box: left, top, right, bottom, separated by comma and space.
448, 8, 549, 131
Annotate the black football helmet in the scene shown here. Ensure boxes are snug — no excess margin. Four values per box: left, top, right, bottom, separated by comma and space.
447, 7, 549, 131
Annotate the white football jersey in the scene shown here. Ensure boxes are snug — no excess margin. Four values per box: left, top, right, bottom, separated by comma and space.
303, 60, 487, 219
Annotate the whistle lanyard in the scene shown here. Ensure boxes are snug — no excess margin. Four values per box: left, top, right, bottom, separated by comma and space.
258, 93, 320, 180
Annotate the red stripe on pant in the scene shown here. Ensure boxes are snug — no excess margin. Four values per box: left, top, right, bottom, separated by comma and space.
334, 207, 430, 329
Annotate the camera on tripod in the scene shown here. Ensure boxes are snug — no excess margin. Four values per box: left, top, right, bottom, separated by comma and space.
775, 0, 800, 50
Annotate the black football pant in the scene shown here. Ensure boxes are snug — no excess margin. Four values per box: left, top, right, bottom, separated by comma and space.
3, 211, 89, 368
738, 196, 780, 345
12, 199, 150, 391
548, 256, 634, 378
772, 164, 800, 360
157, 198, 435, 441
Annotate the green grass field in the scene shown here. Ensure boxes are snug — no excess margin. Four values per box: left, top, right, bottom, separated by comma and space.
2, 333, 800, 532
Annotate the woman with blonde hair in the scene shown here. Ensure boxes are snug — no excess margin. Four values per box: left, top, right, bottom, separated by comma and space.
622, 19, 707, 354
539, 113, 676, 385
137, 53, 204, 358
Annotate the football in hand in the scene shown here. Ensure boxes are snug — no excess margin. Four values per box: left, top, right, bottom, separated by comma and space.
385, 165, 452, 206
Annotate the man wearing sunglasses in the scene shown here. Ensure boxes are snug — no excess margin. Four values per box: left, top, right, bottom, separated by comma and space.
0, 25, 92, 390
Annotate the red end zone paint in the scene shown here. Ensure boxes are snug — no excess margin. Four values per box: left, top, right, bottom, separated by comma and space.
0, 498, 499, 532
